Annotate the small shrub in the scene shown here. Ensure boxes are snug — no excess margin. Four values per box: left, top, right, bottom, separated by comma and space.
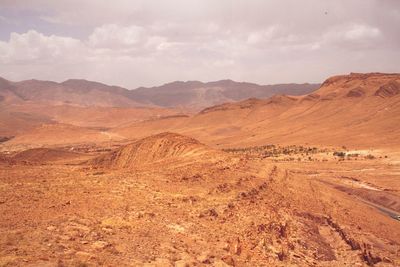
333, 151, 346, 157
365, 154, 375, 160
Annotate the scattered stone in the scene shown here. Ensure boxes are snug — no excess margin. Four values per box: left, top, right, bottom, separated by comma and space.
91, 240, 109, 250
75, 251, 94, 261
233, 238, 242, 256
46, 226, 57, 231
174, 259, 191, 267
214, 259, 232, 267
58, 235, 72, 241
64, 249, 76, 256
167, 224, 185, 233
221, 255, 235, 266
196, 252, 212, 264
101, 227, 115, 235
143, 258, 173, 267
222, 243, 230, 251
199, 208, 219, 218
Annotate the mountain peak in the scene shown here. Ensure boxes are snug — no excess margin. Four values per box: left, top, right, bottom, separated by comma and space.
317, 72, 400, 99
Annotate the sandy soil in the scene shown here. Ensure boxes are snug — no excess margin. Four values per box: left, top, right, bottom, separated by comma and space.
1, 134, 399, 266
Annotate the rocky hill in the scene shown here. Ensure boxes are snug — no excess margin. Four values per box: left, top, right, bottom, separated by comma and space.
91, 132, 225, 169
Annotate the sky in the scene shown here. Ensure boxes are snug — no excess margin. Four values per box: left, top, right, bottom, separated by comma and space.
0, 0, 399, 88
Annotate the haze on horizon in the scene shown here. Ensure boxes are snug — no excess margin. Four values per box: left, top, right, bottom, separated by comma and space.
0, 0, 399, 88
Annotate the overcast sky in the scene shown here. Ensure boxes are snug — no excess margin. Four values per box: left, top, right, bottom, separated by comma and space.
0, 0, 399, 88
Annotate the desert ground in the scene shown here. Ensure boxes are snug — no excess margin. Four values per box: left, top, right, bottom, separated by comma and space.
1, 73, 400, 266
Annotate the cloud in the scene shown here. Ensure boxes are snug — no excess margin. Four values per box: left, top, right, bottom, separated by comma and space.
88, 24, 146, 49
247, 26, 279, 46
0, 30, 85, 64
0, 0, 399, 87
0, 15, 11, 23
344, 24, 381, 41
315, 24, 384, 51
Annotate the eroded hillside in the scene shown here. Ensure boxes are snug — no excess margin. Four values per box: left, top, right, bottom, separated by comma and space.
112, 73, 400, 150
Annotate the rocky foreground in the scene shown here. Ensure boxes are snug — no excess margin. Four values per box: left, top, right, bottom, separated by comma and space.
1, 133, 399, 266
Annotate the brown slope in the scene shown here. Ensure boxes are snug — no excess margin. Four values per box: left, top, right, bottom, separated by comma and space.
0, 109, 55, 137
317, 72, 400, 98
212, 73, 400, 149
0, 89, 181, 138
113, 115, 190, 141
114, 73, 400, 150
11, 148, 81, 163
6, 103, 181, 128
2, 123, 122, 149
11, 79, 144, 107
0, 102, 183, 149
0, 77, 23, 104
112, 94, 302, 145
0, 77, 159, 137
375, 80, 400, 98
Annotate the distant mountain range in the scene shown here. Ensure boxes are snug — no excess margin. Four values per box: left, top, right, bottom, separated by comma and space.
130, 80, 319, 109
0, 77, 319, 109
2, 72, 400, 150
0, 77, 143, 108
